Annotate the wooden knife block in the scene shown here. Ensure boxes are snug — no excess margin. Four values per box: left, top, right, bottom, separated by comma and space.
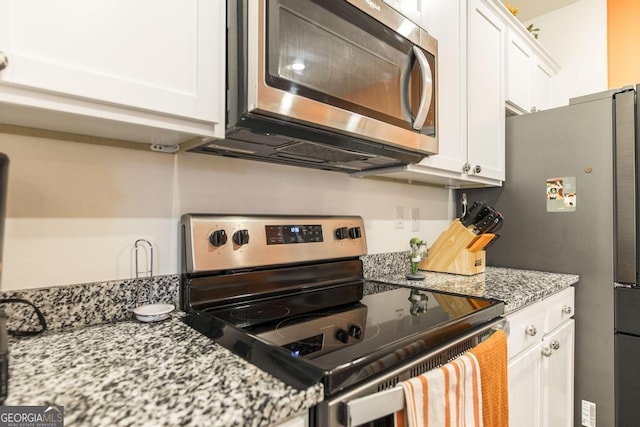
418, 219, 486, 275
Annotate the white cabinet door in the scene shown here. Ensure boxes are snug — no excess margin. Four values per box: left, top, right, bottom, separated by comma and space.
502, 5, 559, 116
508, 340, 544, 427
0, 0, 219, 121
542, 319, 575, 427
466, 0, 506, 181
418, 0, 467, 175
533, 59, 554, 112
506, 29, 534, 114
0, 0, 224, 145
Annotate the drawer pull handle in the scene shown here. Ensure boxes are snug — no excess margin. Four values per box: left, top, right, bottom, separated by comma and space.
525, 324, 537, 337
562, 305, 572, 315
542, 340, 560, 357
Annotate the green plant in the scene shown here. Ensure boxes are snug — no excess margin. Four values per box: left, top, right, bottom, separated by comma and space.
527, 23, 540, 39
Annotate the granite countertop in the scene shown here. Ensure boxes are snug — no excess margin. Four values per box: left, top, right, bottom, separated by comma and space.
5, 314, 323, 427
3, 265, 578, 426
368, 266, 579, 314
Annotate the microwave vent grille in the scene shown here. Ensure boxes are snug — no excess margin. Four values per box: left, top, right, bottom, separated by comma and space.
276, 141, 372, 163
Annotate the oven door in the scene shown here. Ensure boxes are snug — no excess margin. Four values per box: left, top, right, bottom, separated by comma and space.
312, 318, 506, 427
249, 0, 438, 155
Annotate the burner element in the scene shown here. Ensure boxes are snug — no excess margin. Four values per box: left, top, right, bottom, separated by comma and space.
230, 305, 291, 323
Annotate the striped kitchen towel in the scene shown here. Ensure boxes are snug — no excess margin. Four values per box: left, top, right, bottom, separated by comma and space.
395, 352, 483, 427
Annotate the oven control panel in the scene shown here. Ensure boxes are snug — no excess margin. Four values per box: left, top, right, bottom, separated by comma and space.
182, 214, 367, 273
265, 224, 324, 245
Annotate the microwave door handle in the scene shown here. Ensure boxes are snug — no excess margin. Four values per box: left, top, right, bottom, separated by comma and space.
399, 46, 433, 130
399, 48, 414, 124
412, 46, 433, 130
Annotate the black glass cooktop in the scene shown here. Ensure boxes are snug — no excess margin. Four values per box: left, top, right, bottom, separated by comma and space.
184, 282, 504, 396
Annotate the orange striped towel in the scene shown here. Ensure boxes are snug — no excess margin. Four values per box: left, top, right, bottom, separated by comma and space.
395, 352, 483, 427
469, 330, 508, 427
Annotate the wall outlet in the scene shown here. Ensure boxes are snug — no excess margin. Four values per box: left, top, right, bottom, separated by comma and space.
410, 208, 420, 231
394, 206, 404, 229
581, 400, 596, 427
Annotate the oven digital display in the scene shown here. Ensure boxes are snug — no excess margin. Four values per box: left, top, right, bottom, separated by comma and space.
282, 333, 324, 357
265, 224, 323, 245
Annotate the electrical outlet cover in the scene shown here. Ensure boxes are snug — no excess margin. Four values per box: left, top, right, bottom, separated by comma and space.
395, 206, 404, 229
411, 208, 420, 231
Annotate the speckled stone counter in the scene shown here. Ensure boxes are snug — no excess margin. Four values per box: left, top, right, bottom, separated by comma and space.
0, 252, 578, 427
368, 266, 579, 314
5, 314, 323, 427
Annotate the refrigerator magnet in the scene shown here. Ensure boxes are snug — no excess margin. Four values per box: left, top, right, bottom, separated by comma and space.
546, 177, 576, 212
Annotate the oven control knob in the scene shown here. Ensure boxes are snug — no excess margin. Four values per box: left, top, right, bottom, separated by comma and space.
335, 328, 349, 344
232, 229, 250, 246
209, 229, 228, 247
349, 325, 362, 340
335, 227, 349, 240
348, 226, 362, 239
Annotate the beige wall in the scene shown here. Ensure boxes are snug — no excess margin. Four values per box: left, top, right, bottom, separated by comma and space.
0, 132, 452, 291
525, 0, 608, 105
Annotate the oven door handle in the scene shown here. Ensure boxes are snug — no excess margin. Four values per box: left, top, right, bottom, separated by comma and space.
340, 319, 509, 426
343, 386, 405, 427
400, 46, 433, 131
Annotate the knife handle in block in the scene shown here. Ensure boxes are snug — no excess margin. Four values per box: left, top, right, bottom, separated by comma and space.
467, 233, 495, 252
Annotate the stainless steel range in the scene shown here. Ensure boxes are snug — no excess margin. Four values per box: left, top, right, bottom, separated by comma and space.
181, 214, 504, 426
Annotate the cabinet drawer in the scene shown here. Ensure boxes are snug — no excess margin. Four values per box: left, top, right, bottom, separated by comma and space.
545, 287, 575, 333
507, 300, 546, 359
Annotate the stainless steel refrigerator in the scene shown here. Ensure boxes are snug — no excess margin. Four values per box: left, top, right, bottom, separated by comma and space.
460, 86, 640, 427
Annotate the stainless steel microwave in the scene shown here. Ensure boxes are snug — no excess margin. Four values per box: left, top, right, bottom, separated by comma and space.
191, 0, 438, 172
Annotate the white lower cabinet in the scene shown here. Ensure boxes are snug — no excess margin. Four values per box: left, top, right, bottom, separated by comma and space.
507, 287, 575, 427
542, 320, 575, 427
508, 339, 543, 427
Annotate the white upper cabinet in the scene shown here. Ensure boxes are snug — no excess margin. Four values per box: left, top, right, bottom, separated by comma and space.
0, 0, 225, 148
416, 0, 467, 177
504, 15, 560, 115
466, 0, 506, 182
506, 30, 535, 113
533, 58, 555, 111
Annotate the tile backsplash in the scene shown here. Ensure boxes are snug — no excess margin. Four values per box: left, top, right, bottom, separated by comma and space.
0, 276, 179, 333
362, 251, 410, 277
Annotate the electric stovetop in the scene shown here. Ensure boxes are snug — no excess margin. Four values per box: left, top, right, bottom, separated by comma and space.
184, 282, 504, 396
